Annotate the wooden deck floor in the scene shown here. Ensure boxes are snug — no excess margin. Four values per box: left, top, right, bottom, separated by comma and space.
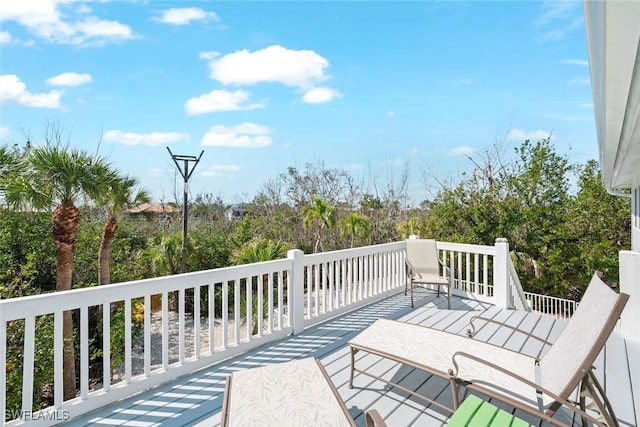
66, 291, 639, 427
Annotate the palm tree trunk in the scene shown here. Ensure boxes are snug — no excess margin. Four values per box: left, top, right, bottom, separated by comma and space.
53, 201, 80, 401
98, 216, 118, 286
56, 241, 77, 401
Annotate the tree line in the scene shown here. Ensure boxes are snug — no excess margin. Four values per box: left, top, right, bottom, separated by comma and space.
0, 132, 631, 414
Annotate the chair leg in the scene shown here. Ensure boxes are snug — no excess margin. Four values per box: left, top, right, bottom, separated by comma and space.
447, 286, 451, 309
578, 370, 619, 427
410, 282, 414, 308
349, 347, 357, 388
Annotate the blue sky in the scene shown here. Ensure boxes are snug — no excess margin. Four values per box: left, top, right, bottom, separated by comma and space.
0, 1, 596, 205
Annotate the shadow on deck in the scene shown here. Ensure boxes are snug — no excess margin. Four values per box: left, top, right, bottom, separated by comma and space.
65, 290, 638, 427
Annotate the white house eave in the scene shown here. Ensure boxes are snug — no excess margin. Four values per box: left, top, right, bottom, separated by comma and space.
584, 0, 640, 194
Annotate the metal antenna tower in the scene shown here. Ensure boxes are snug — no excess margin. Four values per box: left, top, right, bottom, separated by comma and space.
167, 147, 204, 273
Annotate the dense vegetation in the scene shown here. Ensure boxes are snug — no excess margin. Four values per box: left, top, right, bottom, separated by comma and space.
0, 135, 631, 414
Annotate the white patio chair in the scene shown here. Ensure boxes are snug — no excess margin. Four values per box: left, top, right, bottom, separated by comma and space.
405, 238, 451, 308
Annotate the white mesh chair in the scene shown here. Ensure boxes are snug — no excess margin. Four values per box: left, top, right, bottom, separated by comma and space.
405, 238, 451, 308
349, 272, 629, 427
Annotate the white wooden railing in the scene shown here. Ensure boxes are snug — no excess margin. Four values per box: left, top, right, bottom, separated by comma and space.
524, 292, 577, 318
299, 242, 406, 327
0, 242, 409, 426
0, 238, 542, 425
436, 241, 496, 304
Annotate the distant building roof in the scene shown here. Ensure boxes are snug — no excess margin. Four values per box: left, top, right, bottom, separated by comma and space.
126, 203, 180, 214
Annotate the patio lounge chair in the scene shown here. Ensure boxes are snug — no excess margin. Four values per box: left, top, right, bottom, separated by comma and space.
405, 238, 451, 308
349, 271, 629, 426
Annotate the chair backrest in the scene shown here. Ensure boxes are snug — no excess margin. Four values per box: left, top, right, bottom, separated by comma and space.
406, 239, 441, 276
538, 272, 629, 398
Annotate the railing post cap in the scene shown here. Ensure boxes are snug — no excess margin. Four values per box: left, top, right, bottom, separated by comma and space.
495, 237, 509, 244
408, 235, 420, 240
287, 248, 304, 257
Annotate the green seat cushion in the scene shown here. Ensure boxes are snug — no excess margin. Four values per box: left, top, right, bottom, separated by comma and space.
446, 395, 535, 427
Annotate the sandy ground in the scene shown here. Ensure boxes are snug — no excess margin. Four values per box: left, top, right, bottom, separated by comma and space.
110, 310, 252, 381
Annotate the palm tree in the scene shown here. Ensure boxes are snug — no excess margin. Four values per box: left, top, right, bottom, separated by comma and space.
98, 176, 149, 286
142, 232, 184, 276
396, 217, 421, 239
232, 238, 291, 334
4, 144, 117, 401
340, 212, 370, 248
232, 238, 290, 265
303, 195, 337, 253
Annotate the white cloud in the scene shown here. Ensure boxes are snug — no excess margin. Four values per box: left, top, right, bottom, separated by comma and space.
449, 146, 475, 157
569, 76, 590, 85
561, 59, 588, 66
103, 130, 190, 146
201, 123, 272, 148
0, 0, 134, 45
154, 8, 219, 25
534, 1, 583, 42
46, 72, 92, 86
387, 111, 394, 118
507, 128, 553, 142
302, 87, 341, 104
0, 126, 9, 140
204, 45, 330, 89
185, 89, 265, 115
0, 30, 11, 44
0, 74, 62, 108
202, 164, 240, 177
535, 0, 577, 26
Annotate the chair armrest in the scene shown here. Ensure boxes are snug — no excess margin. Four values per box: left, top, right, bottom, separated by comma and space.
467, 315, 553, 348
448, 352, 606, 427
365, 409, 387, 427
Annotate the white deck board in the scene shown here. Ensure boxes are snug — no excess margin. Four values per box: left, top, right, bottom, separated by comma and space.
64, 290, 637, 427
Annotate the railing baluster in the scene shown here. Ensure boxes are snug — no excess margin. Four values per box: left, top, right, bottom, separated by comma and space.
257, 274, 264, 337
208, 284, 215, 354
162, 292, 169, 371
194, 285, 201, 359
277, 271, 284, 328
234, 279, 240, 345
267, 274, 273, 332
347, 258, 353, 304
81, 306, 89, 397
124, 299, 132, 382
0, 319, 6, 424
178, 289, 185, 364
54, 311, 63, 408
341, 259, 346, 307
465, 252, 471, 292
22, 315, 35, 412
103, 302, 111, 389
246, 276, 252, 340
314, 263, 320, 315
318, 262, 327, 314
327, 261, 333, 311
474, 254, 480, 295
483, 254, 489, 294
222, 281, 229, 350
144, 295, 151, 376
